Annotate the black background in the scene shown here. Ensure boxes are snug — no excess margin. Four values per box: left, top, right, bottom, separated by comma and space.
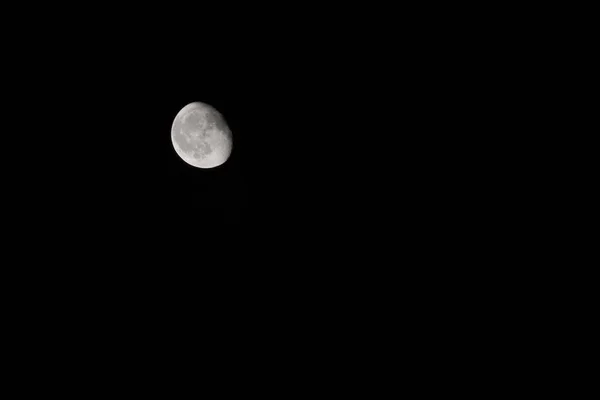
2, 8, 515, 291
1, 5, 528, 381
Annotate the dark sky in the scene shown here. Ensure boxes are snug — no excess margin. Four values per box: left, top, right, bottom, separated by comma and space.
2, 5, 517, 331
5, 11, 499, 255
0, 7, 532, 383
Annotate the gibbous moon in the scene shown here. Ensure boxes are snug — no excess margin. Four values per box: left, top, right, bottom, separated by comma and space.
171, 102, 233, 168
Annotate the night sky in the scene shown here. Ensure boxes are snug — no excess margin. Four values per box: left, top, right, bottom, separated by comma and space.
1, 2, 514, 271
0, 10, 545, 396
3, 8, 516, 376
5, 13, 494, 264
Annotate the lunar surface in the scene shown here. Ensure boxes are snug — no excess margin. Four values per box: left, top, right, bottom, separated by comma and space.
171, 102, 233, 168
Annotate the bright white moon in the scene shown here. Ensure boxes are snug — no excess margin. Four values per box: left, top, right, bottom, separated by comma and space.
171, 102, 233, 168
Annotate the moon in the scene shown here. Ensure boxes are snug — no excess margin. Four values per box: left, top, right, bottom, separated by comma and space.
171, 102, 233, 168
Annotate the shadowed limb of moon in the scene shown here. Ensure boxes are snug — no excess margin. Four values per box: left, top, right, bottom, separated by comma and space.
171, 102, 233, 169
